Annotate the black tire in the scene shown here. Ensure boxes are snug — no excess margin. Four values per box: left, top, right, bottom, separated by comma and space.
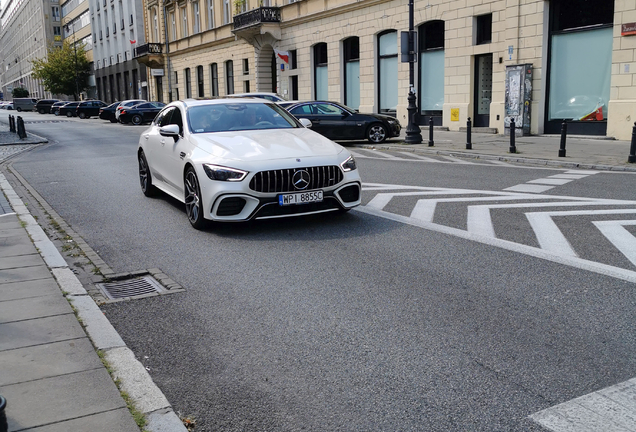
131, 114, 143, 125
138, 151, 156, 197
54, 111, 60, 116
38, 108, 45, 114
79, 112, 86, 119
66, 111, 72, 117
109, 118, 117, 123
16, 107, 22, 112
367, 123, 387, 143
184, 167, 206, 229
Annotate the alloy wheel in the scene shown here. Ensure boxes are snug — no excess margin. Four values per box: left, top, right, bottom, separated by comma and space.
368, 124, 387, 143
185, 168, 205, 228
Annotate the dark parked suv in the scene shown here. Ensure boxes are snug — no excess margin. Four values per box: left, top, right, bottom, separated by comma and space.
35, 99, 59, 114
76, 100, 108, 119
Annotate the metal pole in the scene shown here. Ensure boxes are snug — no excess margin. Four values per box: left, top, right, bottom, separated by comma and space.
428, 116, 434, 146
629, 122, 636, 163
509, 118, 516, 153
559, 120, 567, 157
466, 117, 472, 150
404, 0, 422, 144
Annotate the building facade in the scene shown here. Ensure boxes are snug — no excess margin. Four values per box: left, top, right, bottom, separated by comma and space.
62, 0, 96, 99
88, 0, 148, 103
0, 0, 59, 100
137, 0, 636, 140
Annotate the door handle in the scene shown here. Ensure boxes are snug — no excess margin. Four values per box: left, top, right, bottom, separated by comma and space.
143, 134, 149, 140
180, 152, 186, 160
160, 139, 166, 146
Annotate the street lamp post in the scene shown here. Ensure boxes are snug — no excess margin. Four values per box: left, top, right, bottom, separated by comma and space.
404, 0, 422, 144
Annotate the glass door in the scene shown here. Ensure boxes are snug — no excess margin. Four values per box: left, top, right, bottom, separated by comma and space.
474, 54, 492, 127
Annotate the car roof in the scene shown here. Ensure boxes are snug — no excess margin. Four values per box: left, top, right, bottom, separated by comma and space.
174, 98, 274, 109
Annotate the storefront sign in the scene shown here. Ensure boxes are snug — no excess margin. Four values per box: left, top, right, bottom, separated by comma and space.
622, 23, 636, 36
150, 69, 164, 77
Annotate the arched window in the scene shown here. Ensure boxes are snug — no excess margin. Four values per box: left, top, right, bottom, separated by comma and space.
313, 43, 328, 100
378, 30, 398, 114
226, 60, 234, 94
419, 20, 444, 123
197, 65, 204, 97
343, 37, 360, 110
210, 63, 218, 96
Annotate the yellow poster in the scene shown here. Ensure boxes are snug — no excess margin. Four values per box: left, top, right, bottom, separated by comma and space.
451, 108, 459, 121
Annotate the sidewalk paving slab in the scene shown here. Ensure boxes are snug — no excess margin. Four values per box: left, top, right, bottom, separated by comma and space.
2, 368, 139, 432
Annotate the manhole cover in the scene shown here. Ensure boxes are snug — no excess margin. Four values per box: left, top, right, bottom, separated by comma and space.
97, 275, 165, 300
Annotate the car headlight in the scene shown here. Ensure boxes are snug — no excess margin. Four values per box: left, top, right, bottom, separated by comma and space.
340, 155, 357, 172
202, 164, 248, 181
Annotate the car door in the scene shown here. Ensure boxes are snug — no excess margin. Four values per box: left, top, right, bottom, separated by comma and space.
310, 103, 351, 139
153, 106, 190, 198
142, 107, 173, 191
289, 104, 327, 136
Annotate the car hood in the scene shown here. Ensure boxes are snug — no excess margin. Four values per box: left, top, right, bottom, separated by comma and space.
191, 128, 344, 162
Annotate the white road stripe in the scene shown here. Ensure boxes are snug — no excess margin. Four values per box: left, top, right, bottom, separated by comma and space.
349, 150, 372, 159
565, 170, 599, 175
527, 178, 574, 185
396, 152, 443, 162
504, 184, 555, 193
526, 212, 578, 257
593, 220, 636, 267
440, 155, 474, 164
485, 160, 511, 166
365, 150, 400, 159
548, 174, 590, 179
530, 377, 636, 432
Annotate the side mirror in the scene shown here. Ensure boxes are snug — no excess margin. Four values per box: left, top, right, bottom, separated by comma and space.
159, 124, 181, 141
298, 118, 312, 128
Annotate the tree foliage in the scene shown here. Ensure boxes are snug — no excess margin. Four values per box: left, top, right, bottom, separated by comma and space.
31, 41, 91, 100
12, 87, 29, 97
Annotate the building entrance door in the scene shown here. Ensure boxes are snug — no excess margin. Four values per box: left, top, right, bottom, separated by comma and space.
474, 54, 492, 127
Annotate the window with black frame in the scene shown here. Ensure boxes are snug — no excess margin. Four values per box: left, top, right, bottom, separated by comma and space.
343, 37, 360, 110
313, 43, 328, 100
378, 30, 398, 115
419, 20, 444, 125
546, 0, 614, 135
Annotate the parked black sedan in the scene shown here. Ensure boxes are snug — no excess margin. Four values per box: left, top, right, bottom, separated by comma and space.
58, 101, 81, 117
50, 101, 67, 115
284, 101, 401, 143
99, 102, 121, 123
76, 100, 108, 119
118, 102, 165, 125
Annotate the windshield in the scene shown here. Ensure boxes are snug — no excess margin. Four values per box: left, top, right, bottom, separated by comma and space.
187, 102, 300, 133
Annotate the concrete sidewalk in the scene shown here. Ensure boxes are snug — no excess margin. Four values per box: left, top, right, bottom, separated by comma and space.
370, 127, 636, 171
0, 125, 187, 431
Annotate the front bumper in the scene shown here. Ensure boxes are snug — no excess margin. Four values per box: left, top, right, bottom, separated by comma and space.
206, 181, 362, 221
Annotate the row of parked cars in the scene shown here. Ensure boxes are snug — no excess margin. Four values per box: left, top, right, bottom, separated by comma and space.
35, 99, 166, 125
3, 93, 401, 142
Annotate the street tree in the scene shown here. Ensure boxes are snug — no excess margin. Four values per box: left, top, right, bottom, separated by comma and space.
31, 41, 91, 101
12, 87, 29, 98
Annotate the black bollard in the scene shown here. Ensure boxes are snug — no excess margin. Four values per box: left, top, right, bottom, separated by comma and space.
559, 120, 567, 157
509, 118, 516, 153
629, 122, 636, 163
466, 117, 472, 150
17, 116, 26, 139
8, 114, 15, 133
428, 116, 434, 147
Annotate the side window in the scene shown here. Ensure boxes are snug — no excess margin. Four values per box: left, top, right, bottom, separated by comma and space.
156, 107, 173, 126
168, 108, 184, 134
290, 105, 313, 115
315, 103, 343, 115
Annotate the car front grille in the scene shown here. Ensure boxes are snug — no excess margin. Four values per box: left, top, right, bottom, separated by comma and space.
249, 166, 343, 193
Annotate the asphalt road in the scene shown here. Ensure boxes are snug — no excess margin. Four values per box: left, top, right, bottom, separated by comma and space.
3, 111, 636, 432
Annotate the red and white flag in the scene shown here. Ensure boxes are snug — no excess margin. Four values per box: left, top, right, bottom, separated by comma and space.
274, 49, 289, 64
129, 39, 137, 44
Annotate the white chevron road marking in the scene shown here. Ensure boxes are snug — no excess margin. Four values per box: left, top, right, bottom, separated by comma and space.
354, 204, 636, 284
503, 184, 556, 193
593, 220, 636, 267
396, 152, 444, 162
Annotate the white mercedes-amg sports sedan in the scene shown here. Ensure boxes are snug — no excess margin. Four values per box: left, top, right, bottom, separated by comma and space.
138, 98, 362, 229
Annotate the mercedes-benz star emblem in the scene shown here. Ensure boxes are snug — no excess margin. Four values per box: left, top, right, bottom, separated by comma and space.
292, 170, 310, 190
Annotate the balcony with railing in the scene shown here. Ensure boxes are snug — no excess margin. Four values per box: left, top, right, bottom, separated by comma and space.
133, 43, 163, 68
232, 7, 281, 40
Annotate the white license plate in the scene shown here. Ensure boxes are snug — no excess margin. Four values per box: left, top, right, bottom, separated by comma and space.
279, 190, 324, 206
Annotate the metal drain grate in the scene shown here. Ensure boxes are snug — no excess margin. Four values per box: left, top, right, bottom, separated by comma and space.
97, 276, 165, 300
